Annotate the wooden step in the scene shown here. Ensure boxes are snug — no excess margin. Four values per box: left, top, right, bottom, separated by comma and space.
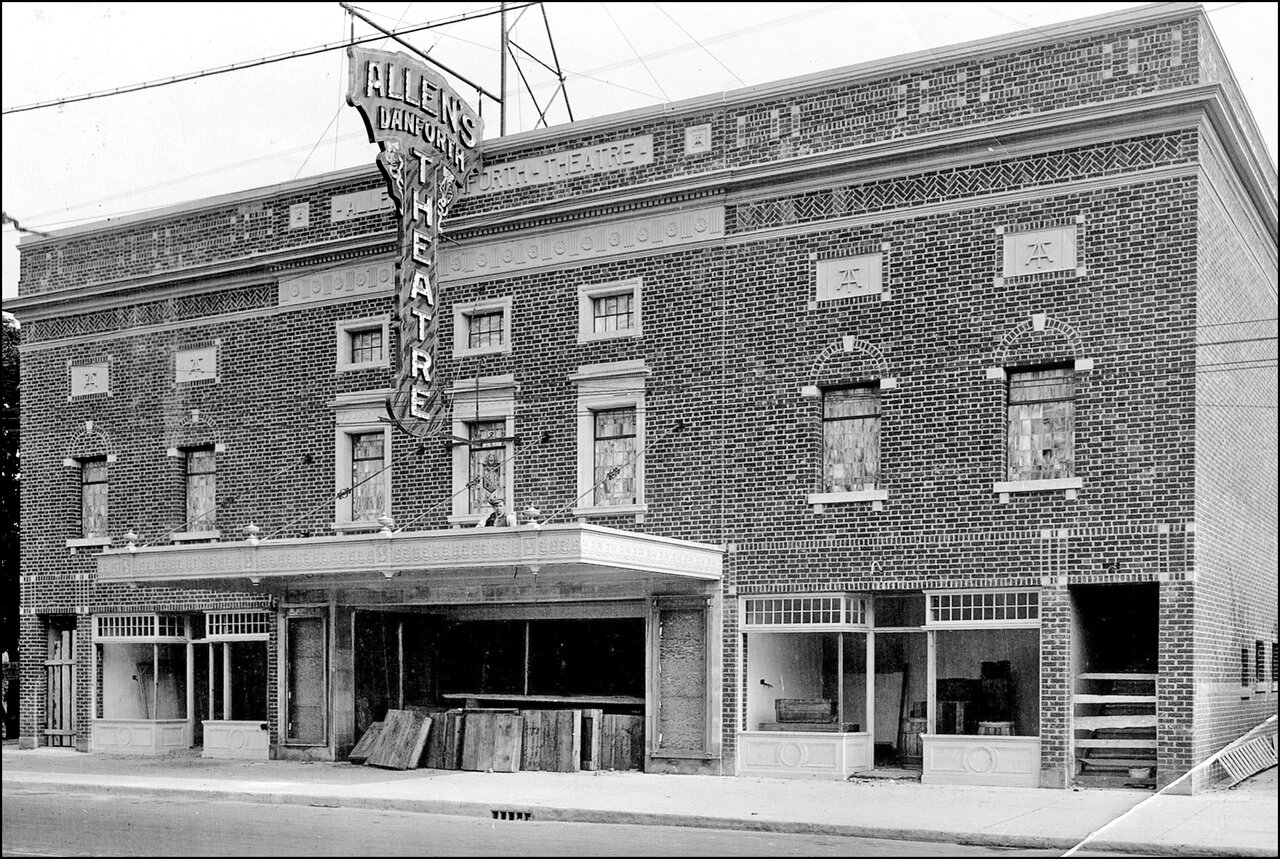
1075, 714, 1157, 730
1077, 673, 1158, 681
1073, 694, 1156, 704
1075, 738, 1157, 748
1079, 758, 1158, 770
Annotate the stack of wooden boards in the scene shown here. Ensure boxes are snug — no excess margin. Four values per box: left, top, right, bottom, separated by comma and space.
348, 707, 644, 772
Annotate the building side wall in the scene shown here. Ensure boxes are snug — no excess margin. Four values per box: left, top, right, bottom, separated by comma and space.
1191, 134, 1279, 782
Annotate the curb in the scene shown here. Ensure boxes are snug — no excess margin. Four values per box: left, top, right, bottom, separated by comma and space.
9, 775, 1275, 857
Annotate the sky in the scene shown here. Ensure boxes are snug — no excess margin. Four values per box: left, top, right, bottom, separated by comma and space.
2, 2, 1277, 307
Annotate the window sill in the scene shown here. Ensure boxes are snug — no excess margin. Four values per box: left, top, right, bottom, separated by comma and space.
67, 537, 112, 549
447, 513, 486, 527
335, 361, 388, 373
578, 328, 640, 344
331, 520, 387, 534
453, 345, 511, 359
571, 503, 648, 521
171, 530, 221, 543
994, 477, 1082, 496
808, 490, 888, 506
1256, 683, 1269, 694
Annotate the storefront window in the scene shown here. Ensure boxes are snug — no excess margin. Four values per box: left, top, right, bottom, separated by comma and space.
740, 594, 871, 734
927, 589, 1040, 738
94, 614, 189, 721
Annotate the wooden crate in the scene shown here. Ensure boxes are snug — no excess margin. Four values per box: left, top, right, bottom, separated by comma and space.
461, 711, 523, 773
347, 721, 384, 764
774, 699, 835, 723
520, 710, 581, 773
366, 710, 432, 770
599, 714, 644, 771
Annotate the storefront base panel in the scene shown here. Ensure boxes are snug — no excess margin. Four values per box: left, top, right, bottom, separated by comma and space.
202, 720, 271, 759
647, 755, 723, 776
277, 744, 334, 762
921, 734, 1041, 787
735, 731, 872, 779
91, 719, 191, 755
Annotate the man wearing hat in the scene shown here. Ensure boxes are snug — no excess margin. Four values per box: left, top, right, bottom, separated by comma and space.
476, 496, 517, 528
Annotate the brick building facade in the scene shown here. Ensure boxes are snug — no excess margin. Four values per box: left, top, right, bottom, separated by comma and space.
13, 3, 1276, 791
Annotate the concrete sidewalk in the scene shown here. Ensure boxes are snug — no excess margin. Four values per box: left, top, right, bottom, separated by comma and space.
2, 747, 1275, 856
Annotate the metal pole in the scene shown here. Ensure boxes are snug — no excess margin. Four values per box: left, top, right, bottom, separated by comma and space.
500, 2, 509, 136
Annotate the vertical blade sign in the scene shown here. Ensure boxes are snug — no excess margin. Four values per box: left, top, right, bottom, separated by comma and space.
345, 47, 484, 435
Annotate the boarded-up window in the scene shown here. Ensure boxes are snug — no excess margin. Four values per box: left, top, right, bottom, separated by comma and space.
657, 606, 707, 754
593, 407, 636, 506
350, 432, 385, 521
823, 386, 879, 492
81, 458, 108, 538
185, 448, 216, 531
468, 420, 506, 514
1007, 366, 1074, 481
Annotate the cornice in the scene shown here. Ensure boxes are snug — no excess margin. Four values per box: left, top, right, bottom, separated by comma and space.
16, 4, 1205, 251
480, 3, 1205, 157
449, 86, 1252, 236
8, 233, 395, 320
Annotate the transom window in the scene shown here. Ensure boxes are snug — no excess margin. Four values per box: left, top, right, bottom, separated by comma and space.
822, 386, 880, 492
593, 407, 636, 506
927, 590, 1040, 627
1007, 366, 1074, 481
468, 420, 507, 514
741, 595, 868, 630
185, 448, 216, 531
94, 613, 188, 641
207, 611, 271, 640
349, 432, 385, 522
467, 311, 505, 350
593, 292, 634, 333
81, 458, 109, 539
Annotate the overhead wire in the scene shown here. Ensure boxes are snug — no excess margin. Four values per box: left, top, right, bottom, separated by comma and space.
600, 2, 671, 102
1, 2, 537, 116
650, 1, 746, 86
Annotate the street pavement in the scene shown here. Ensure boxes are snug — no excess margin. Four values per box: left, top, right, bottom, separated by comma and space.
2, 745, 1275, 857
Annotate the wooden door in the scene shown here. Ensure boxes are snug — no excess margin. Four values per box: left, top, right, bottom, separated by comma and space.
286, 616, 327, 744
44, 624, 76, 747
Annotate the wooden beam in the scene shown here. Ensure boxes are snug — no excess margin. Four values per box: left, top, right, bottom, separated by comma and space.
1075, 714, 1157, 729
1076, 738, 1158, 748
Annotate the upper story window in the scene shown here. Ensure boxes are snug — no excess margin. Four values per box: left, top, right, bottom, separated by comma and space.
331, 391, 393, 532
593, 407, 637, 507
467, 420, 507, 515
335, 316, 390, 372
448, 375, 517, 526
1007, 366, 1074, 481
81, 458, 109, 539
349, 432, 386, 523
579, 278, 642, 342
823, 386, 879, 493
185, 448, 217, 532
453, 298, 512, 358
571, 360, 649, 518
